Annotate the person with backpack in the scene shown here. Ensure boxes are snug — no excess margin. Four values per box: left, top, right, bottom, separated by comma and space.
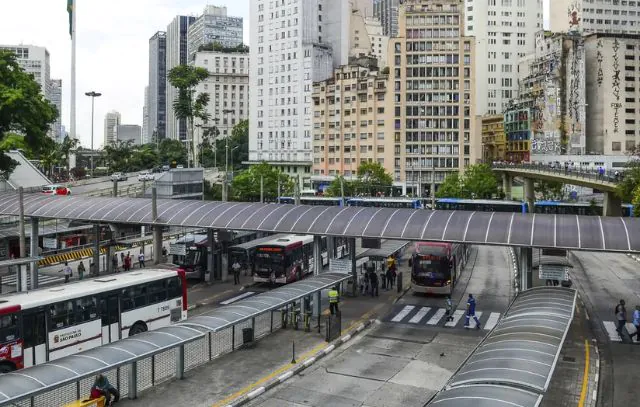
615, 299, 627, 336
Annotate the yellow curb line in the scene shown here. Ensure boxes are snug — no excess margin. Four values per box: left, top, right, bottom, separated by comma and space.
577, 339, 590, 407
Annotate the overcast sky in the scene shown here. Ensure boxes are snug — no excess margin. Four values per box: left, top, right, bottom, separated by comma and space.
0, 1, 548, 149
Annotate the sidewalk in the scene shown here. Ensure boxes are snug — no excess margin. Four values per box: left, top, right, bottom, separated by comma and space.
117, 271, 411, 406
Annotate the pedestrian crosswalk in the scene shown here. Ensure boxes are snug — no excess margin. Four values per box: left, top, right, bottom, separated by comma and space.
602, 320, 639, 343
386, 304, 502, 331
0, 273, 64, 288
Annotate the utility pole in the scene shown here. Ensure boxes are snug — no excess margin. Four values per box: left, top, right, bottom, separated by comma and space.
260, 176, 264, 203
277, 178, 281, 202
85, 91, 102, 178
431, 160, 436, 209
340, 176, 345, 202
294, 180, 301, 205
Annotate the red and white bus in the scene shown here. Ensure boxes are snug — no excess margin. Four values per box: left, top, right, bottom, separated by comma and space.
252, 235, 326, 284
410, 242, 469, 295
0, 269, 187, 372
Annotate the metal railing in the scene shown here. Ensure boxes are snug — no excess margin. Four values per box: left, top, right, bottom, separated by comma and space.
492, 162, 623, 185
8, 309, 285, 407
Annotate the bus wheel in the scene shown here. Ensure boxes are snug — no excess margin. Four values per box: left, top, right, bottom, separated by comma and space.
128, 322, 148, 336
0, 362, 16, 374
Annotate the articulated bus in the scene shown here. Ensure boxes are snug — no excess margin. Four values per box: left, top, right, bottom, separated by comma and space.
410, 242, 469, 295
347, 197, 423, 209
252, 235, 347, 284
0, 269, 187, 372
277, 197, 345, 206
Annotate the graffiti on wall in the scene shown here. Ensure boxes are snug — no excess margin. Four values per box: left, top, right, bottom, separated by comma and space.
567, 38, 586, 153
596, 40, 604, 87
611, 38, 621, 134
531, 132, 562, 154
568, 0, 581, 32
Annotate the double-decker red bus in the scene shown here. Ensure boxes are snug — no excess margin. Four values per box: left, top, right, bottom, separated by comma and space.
0, 269, 187, 372
410, 242, 469, 295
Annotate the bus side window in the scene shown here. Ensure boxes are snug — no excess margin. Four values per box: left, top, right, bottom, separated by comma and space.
50, 301, 75, 329
133, 285, 147, 308
0, 314, 19, 343
22, 311, 45, 348
148, 281, 168, 304
76, 296, 98, 323
121, 288, 135, 312
167, 277, 182, 299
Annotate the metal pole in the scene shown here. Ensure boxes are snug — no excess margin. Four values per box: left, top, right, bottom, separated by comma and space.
260, 176, 264, 203
90, 96, 95, 178
30, 218, 39, 290
340, 177, 345, 201
430, 160, 436, 209
294, 181, 300, 205
152, 187, 163, 265
277, 178, 281, 202
18, 187, 27, 292
93, 224, 100, 276
113, 180, 118, 197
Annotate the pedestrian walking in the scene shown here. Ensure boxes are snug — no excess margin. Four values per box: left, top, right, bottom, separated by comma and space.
369, 269, 379, 297
123, 255, 131, 272
631, 305, 640, 342
386, 263, 396, 289
445, 295, 454, 322
162, 246, 168, 261
232, 261, 241, 285
138, 252, 145, 268
112, 254, 119, 273
120, 252, 125, 264
329, 286, 340, 315
464, 294, 481, 329
77, 261, 86, 280
60, 262, 72, 283
615, 299, 627, 336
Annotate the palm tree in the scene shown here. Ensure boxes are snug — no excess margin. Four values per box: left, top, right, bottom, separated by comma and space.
59, 135, 79, 176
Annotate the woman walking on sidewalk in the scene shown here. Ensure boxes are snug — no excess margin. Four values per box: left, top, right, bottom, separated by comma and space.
77, 261, 85, 280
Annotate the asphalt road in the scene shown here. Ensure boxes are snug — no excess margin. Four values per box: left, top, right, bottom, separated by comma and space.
70, 174, 141, 195
569, 251, 640, 407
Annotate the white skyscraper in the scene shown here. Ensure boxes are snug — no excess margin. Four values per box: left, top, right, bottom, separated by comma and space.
49, 79, 63, 141
249, 0, 354, 186
464, 0, 543, 115
551, 0, 640, 35
103, 111, 121, 147
142, 86, 149, 144
187, 5, 244, 62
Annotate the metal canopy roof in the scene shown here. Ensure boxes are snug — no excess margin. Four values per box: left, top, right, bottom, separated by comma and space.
532, 252, 573, 268
357, 240, 409, 260
428, 385, 542, 407
180, 272, 352, 332
229, 233, 290, 251
0, 325, 204, 405
447, 287, 577, 393
1, 193, 639, 252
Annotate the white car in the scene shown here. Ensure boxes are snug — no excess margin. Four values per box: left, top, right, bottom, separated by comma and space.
176, 164, 184, 169
138, 171, 154, 181
111, 172, 127, 182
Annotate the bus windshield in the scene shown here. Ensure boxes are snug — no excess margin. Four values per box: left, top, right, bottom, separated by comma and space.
255, 250, 285, 273
412, 255, 450, 281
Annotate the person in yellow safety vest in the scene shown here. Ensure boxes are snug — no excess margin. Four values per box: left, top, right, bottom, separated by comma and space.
329, 286, 340, 315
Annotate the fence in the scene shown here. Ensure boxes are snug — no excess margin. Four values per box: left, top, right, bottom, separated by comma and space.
8, 310, 285, 407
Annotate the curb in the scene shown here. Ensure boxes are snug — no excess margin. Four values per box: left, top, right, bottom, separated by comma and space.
392, 282, 411, 304
187, 283, 254, 311
508, 248, 519, 295
592, 340, 600, 406
224, 319, 374, 407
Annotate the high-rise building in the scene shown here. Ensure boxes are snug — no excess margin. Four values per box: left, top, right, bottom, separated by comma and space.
312, 58, 394, 191
103, 111, 121, 147
389, 0, 476, 197
192, 50, 250, 165
464, 0, 543, 116
353, 0, 375, 18
148, 31, 167, 142
166, 16, 196, 141
116, 124, 142, 145
0, 45, 63, 141
249, 0, 354, 187
48, 79, 63, 141
373, 0, 400, 37
187, 5, 243, 62
365, 17, 390, 67
142, 86, 149, 145
551, 0, 640, 35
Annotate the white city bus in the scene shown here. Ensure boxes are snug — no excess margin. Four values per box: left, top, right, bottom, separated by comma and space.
0, 269, 188, 372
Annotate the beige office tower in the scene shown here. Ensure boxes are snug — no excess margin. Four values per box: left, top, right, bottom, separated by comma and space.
388, 0, 476, 197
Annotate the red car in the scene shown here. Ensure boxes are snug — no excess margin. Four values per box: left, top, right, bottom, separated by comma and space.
41, 184, 72, 195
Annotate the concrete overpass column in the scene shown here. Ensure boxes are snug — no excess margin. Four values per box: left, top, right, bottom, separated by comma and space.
207, 229, 215, 283
519, 247, 532, 291
349, 238, 357, 296
502, 173, 512, 200
524, 178, 535, 212
93, 224, 101, 276
313, 236, 323, 275
603, 192, 623, 217
220, 239, 229, 283
29, 217, 39, 290
327, 236, 335, 260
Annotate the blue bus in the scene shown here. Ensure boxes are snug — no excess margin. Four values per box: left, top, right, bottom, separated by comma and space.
534, 201, 635, 217
346, 197, 423, 209
277, 197, 345, 206
435, 198, 527, 213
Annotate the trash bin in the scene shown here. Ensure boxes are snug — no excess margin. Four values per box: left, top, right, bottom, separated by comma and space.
242, 327, 254, 346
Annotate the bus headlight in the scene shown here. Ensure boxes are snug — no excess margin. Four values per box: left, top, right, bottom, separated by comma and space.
445, 280, 451, 285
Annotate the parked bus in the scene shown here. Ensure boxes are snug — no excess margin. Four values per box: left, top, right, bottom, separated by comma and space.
346, 197, 423, 209
0, 269, 187, 372
252, 235, 329, 284
277, 197, 345, 206
410, 242, 469, 295
435, 198, 527, 213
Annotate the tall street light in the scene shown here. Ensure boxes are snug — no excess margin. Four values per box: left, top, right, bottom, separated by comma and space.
85, 91, 102, 177
223, 109, 234, 199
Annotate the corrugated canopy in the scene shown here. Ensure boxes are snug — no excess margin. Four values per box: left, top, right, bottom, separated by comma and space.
446, 287, 577, 393
428, 385, 542, 407
0, 193, 638, 252
180, 272, 352, 332
357, 240, 409, 260
0, 325, 204, 405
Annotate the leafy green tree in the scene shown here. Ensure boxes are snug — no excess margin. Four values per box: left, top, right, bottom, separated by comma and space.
536, 180, 565, 200
463, 164, 499, 199
129, 144, 159, 171
231, 162, 294, 202
617, 160, 640, 202
632, 185, 640, 217
59, 135, 79, 175
0, 50, 57, 177
357, 161, 393, 196
167, 65, 210, 167
104, 140, 134, 172
436, 172, 466, 198
158, 139, 187, 167
325, 176, 358, 197
0, 132, 32, 157
38, 137, 63, 177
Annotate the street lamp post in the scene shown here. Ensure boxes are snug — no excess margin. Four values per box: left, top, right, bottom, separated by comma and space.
223, 109, 234, 200
85, 91, 102, 177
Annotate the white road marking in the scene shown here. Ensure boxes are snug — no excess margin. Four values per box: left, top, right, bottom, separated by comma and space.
445, 310, 465, 327
426, 308, 446, 325
603, 321, 622, 342
391, 305, 415, 322
484, 312, 501, 331
464, 311, 483, 328
408, 307, 431, 324
220, 291, 256, 305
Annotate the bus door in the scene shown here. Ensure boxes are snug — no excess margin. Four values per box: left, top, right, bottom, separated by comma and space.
100, 294, 120, 344
22, 309, 47, 367
450, 257, 457, 285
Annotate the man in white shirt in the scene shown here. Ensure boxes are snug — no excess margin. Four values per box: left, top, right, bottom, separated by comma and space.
61, 262, 72, 283
232, 261, 241, 285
